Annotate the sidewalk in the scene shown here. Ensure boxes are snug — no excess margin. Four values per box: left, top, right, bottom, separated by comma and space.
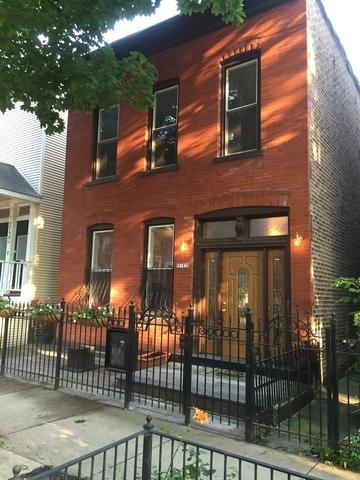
0, 377, 357, 480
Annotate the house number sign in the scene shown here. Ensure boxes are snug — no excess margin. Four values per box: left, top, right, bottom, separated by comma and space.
176, 263, 189, 269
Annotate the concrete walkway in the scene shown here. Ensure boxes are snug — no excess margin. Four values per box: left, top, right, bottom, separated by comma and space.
0, 377, 357, 480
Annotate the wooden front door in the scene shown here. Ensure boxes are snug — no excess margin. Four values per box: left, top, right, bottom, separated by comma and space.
221, 251, 263, 358
202, 248, 286, 359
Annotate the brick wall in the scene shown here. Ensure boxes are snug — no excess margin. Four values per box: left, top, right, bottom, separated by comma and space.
307, 0, 360, 336
59, 0, 312, 312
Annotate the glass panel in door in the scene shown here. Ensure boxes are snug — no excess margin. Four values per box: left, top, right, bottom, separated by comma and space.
268, 249, 286, 350
205, 252, 220, 326
201, 252, 221, 356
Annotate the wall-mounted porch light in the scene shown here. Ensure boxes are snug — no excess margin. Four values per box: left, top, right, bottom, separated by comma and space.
35, 216, 45, 229
180, 240, 189, 252
293, 232, 303, 247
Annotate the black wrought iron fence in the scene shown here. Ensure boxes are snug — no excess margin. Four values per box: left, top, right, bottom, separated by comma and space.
10, 417, 321, 480
246, 315, 360, 456
0, 302, 130, 400
0, 301, 359, 458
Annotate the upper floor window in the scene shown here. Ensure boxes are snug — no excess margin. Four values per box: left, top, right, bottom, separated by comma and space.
150, 85, 179, 169
95, 105, 119, 179
224, 58, 259, 155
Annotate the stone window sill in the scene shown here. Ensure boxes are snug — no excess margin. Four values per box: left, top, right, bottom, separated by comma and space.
138, 164, 180, 177
214, 149, 264, 164
85, 175, 119, 186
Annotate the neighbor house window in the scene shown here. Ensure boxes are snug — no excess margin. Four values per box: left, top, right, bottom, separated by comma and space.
0, 221, 9, 292
89, 229, 113, 304
14, 220, 29, 262
95, 106, 119, 179
144, 224, 174, 308
18, 205, 30, 217
224, 58, 259, 155
0, 222, 8, 262
150, 85, 179, 169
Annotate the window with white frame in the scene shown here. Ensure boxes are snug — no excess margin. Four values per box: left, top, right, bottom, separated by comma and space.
0, 208, 10, 220
224, 59, 259, 155
14, 205, 30, 262
18, 205, 30, 217
150, 85, 179, 169
14, 220, 29, 261
0, 221, 8, 262
0, 220, 8, 289
144, 224, 174, 308
89, 229, 113, 304
95, 106, 119, 179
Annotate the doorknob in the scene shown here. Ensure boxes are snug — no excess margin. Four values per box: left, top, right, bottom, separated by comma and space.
221, 301, 227, 312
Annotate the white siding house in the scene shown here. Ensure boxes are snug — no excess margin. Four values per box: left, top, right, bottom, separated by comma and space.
0, 106, 67, 301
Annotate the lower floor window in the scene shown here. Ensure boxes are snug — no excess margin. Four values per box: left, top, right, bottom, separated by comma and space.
89, 229, 113, 305
144, 224, 174, 309
145, 269, 173, 309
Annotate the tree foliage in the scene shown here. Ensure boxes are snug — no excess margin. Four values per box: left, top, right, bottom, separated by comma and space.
0, 0, 245, 134
332, 277, 360, 327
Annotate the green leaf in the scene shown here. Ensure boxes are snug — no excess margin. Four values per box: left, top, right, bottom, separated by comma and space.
0, 0, 245, 133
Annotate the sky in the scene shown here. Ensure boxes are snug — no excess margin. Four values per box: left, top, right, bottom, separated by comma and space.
104, 0, 360, 80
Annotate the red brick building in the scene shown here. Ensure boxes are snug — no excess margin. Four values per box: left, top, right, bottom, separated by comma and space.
59, 0, 360, 334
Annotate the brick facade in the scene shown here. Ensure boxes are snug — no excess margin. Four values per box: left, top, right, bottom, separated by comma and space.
59, 0, 359, 331
307, 0, 360, 335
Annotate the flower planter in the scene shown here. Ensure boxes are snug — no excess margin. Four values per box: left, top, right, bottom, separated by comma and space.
35, 313, 61, 323
137, 351, 169, 370
0, 307, 15, 318
76, 317, 109, 327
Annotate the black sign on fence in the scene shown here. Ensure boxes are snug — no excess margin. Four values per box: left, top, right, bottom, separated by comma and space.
105, 328, 138, 371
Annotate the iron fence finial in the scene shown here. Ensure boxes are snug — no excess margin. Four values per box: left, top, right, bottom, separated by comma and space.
144, 415, 153, 431
10, 465, 22, 479
142, 416, 154, 480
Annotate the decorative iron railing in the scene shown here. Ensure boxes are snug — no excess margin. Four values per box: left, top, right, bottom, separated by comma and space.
10, 417, 321, 480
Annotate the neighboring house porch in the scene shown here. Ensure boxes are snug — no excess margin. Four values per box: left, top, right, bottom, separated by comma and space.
0, 162, 41, 300
0, 105, 67, 302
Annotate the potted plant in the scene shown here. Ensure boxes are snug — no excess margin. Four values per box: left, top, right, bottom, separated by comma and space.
28, 300, 62, 323
72, 304, 113, 327
0, 297, 15, 318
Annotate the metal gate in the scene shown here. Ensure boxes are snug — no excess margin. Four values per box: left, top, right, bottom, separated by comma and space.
128, 305, 186, 416
128, 306, 251, 427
